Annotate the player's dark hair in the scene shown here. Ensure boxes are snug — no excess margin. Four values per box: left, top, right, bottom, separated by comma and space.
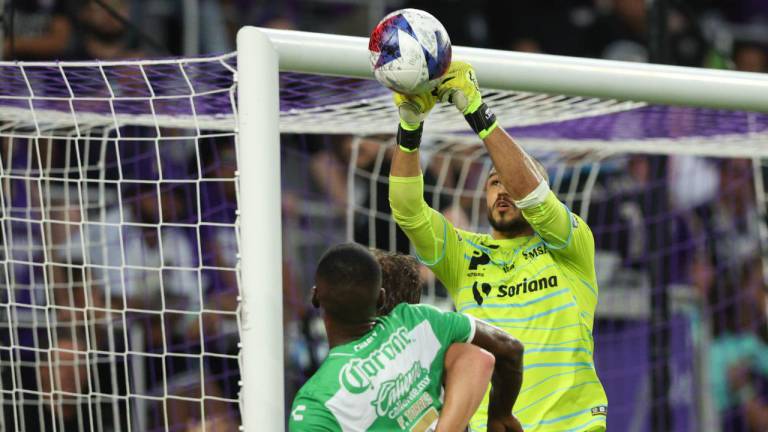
315, 243, 382, 323
373, 249, 422, 315
488, 156, 549, 184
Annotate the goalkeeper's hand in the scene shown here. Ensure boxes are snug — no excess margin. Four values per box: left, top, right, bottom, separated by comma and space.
392, 90, 436, 152
436, 61, 498, 139
394, 91, 436, 129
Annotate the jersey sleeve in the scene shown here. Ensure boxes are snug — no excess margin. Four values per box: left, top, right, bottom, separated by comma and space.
520, 190, 596, 280
389, 175, 463, 293
289, 395, 340, 432
404, 304, 475, 345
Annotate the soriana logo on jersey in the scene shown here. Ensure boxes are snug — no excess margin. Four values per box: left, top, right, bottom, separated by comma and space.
339, 328, 412, 394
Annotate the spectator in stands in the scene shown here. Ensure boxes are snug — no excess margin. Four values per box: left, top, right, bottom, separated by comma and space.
77, 0, 143, 59
309, 134, 412, 252
711, 159, 764, 272
3, 0, 77, 60
708, 258, 768, 431
585, 0, 707, 65
310, 134, 457, 253
733, 40, 768, 72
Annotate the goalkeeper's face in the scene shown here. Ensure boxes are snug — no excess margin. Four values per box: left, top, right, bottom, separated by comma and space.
485, 173, 529, 234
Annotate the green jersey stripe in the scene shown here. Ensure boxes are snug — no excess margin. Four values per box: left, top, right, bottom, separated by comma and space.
520, 338, 591, 346
578, 277, 597, 297
562, 416, 607, 432
494, 322, 585, 331
475, 412, 606, 432
520, 408, 592, 428
458, 287, 569, 312
520, 367, 595, 395
515, 381, 602, 416
523, 361, 594, 370
485, 302, 576, 323
525, 347, 592, 355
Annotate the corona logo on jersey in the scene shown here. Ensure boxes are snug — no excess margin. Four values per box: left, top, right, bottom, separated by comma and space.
339, 328, 412, 394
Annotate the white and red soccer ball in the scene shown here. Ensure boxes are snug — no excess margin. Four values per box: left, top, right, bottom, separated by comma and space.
369, 9, 452, 95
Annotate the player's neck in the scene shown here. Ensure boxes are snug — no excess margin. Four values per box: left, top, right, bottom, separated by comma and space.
491, 225, 534, 240
324, 318, 378, 349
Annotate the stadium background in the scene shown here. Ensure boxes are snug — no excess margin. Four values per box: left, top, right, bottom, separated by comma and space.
2, 0, 768, 431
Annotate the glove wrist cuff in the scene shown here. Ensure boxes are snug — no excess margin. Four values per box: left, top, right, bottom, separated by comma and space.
397, 121, 423, 152
399, 118, 421, 131
464, 102, 498, 138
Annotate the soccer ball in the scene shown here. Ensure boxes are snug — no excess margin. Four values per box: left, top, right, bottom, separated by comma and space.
368, 9, 452, 95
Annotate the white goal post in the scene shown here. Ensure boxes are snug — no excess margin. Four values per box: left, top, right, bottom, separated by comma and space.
236, 28, 283, 432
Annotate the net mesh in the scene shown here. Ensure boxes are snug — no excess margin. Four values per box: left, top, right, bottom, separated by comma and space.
0, 52, 766, 432
0, 55, 240, 432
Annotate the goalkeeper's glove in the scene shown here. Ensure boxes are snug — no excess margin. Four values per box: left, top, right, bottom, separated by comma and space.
436, 61, 498, 139
393, 91, 436, 152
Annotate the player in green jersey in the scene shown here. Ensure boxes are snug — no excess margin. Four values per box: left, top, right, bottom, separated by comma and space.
388, 61, 608, 432
289, 243, 524, 431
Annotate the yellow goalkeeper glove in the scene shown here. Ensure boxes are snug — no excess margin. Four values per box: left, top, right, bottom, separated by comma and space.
393, 90, 436, 152
436, 61, 498, 139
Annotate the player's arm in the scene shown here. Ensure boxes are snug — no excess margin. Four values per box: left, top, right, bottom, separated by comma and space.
414, 304, 524, 432
388, 92, 462, 288
288, 396, 340, 431
435, 61, 540, 201
438, 62, 594, 271
472, 320, 525, 432
437, 343, 496, 432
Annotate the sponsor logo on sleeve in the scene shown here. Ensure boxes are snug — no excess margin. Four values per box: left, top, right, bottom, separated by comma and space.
591, 405, 607, 416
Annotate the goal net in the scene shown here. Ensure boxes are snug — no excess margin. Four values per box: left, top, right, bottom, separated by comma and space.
0, 26, 767, 432
0, 55, 240, 432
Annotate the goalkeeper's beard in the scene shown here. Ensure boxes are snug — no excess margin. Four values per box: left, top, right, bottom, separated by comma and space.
487, 205, 531, 237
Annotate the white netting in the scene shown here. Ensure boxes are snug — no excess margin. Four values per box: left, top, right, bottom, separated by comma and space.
0, 56, 240, 431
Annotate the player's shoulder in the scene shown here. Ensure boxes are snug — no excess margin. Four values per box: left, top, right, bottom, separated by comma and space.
390, 303, 454, 327
290, 391, 339, 431
292, 382, 328, 413
569, 211, 593, 238
294, 358, 345, 400
454, 228, 493, 249
548, 192, 592, 231
389, 302, 439, 319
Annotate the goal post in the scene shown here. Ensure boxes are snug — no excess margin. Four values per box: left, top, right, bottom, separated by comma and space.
259, 27, 768, 112
235, 28, 283, 432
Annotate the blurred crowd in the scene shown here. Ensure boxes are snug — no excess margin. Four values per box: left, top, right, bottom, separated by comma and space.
2, 0, 768, 431
1, 136, 241, 431
2, 0, 767, 70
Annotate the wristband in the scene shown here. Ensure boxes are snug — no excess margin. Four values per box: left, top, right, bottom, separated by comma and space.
397, 121, 423, 152
464, 102, 498, 139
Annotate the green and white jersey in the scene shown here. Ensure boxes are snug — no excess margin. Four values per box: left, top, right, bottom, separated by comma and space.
289, 303, 475, 432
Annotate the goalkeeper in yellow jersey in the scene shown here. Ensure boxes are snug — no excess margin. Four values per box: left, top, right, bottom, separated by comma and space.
389, 62, 608, 432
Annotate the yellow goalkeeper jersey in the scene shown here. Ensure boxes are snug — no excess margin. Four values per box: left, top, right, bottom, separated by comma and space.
390, 175, 607, 432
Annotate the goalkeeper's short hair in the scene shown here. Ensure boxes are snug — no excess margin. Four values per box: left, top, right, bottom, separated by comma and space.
489, 156, 550, 184
373, 249, 422, 316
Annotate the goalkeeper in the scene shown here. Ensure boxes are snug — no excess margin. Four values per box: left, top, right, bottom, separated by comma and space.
389, 62, 608, 432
